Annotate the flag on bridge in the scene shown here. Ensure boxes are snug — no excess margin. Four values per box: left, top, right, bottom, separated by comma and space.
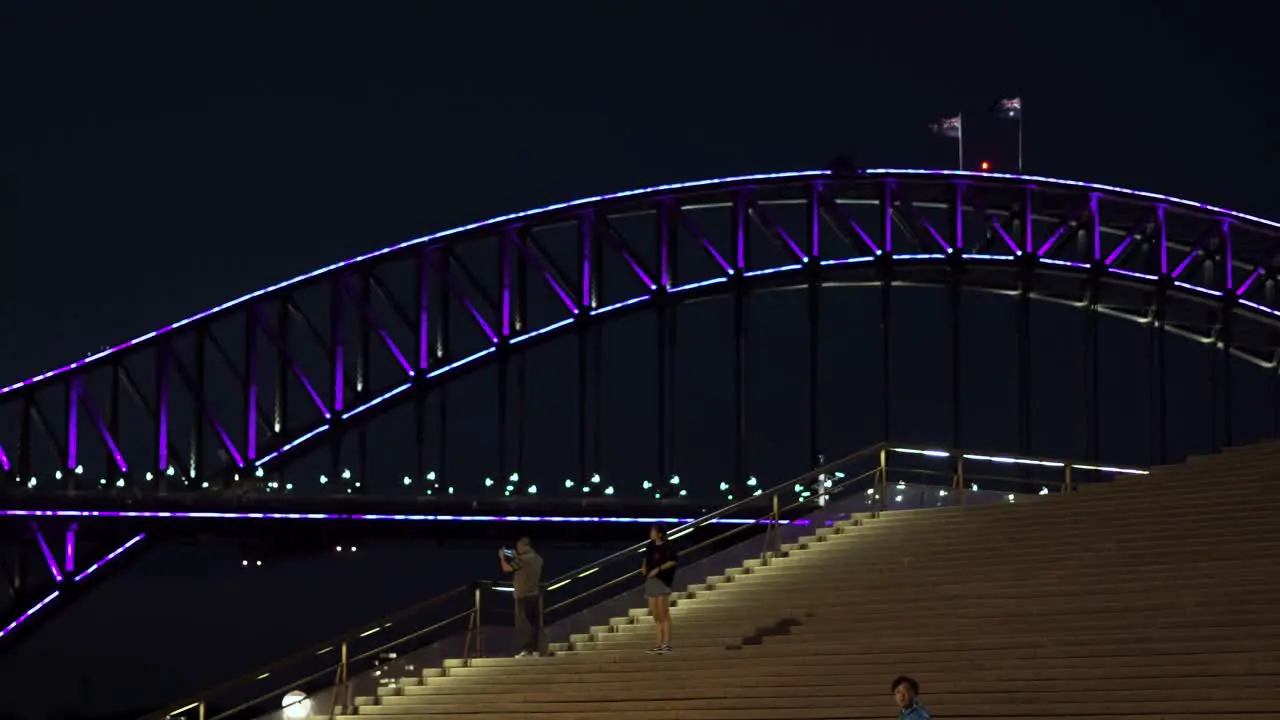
996, 97, 1023, 120
995, 97, 1025, 171
931, 114, 963, 139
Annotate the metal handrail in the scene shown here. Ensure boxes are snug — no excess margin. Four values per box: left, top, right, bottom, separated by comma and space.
539, 442, 889, 590
545, 464, 883, 614
145, 584, 471, 720
206, 608, 475, 720
146, 440, 1147, 719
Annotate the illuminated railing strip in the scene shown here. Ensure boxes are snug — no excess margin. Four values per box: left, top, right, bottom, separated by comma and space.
890, 446, 1149, 475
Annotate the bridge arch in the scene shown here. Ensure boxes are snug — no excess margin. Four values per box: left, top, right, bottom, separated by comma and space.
2, 168, 1280, 645
0, 168, 1277, 489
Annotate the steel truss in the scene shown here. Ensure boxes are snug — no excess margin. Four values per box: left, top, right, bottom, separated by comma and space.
0, 168, 1279, 641
0, 519, 145, 641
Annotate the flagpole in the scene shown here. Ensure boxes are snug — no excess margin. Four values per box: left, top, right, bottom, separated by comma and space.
958, 113, 964, 170
1017, 111, 1024, 173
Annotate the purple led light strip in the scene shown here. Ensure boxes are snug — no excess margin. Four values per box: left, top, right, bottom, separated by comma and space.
0, 533, 146, 641
66, 523, 77, 573
0, 591, 59, 640
0, 510, 808, 525
74, 533, 146, 582
31, 522, 63, 583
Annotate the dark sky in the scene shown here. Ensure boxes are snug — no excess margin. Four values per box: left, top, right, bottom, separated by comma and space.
2, 2, 1278, 717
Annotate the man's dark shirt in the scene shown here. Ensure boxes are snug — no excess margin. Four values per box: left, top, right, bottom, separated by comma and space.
509, 550, 543, 598
644, 541, 678, 586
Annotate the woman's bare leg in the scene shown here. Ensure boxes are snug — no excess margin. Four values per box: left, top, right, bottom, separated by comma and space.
647, 597, 661, 646
656, 595, 671, 646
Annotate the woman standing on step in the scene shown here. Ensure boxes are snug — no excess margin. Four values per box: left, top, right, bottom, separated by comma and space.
641, 523, 679, 653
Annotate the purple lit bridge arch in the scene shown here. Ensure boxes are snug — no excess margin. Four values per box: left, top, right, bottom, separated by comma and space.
2, 168, 1280, 644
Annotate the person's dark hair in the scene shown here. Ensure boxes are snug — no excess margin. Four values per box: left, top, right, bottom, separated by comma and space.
891, 676, 919, 695
650, 523, 667, 540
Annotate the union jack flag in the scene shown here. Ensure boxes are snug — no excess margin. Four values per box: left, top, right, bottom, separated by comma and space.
997, 97, 1023, 119
931, 115, 962, 139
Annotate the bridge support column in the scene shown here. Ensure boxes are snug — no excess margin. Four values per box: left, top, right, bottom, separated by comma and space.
353, 274, 372, 489
1274, 353, 1280, 440
880, 276, 891, 442
1207, 304, 1219, 453
1016, 266, 1032, 457
949, 183, 963, 479
731, 193, 750, 498
657, 203, 677, 486
192, 328, 207, 485
1082, 269, 1101, 464
1150, 288, 1165, 465
879, 182, 893, 444
949, 260, 962, 466
577, 215, 601, 486
806, 183, 821, 474
1220, 304, 1234, 450
428, 246, 451, 487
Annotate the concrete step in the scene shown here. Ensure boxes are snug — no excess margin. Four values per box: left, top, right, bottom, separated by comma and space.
598, 607, 1280, 640
715, 552, 1278, 580
372, 686, 1280, 712
871, 485, 1278, 517
443, 648, 1279, 677
431, 654, 1279, 685
650, 589, 1280, 617
335, 702, 1274, 712
688, 568, 1280, 596
537, 638, 1270, 664
673, 579, 1280, 609
784, 532, 1280, 558
408, 670, 1278, 696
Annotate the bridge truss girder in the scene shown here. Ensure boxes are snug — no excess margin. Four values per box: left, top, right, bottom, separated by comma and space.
0, 169, 1275, 503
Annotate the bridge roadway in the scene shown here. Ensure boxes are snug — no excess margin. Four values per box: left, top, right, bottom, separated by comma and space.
0, 492, 801, 546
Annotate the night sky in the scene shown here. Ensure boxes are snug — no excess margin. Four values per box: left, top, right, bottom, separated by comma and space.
2, 2, 1277, 718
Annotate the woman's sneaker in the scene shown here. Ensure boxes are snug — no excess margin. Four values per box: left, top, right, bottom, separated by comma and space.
645, 645, 667, 654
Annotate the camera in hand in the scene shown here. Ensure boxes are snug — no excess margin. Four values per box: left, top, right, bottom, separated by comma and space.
501, 547, 516, 558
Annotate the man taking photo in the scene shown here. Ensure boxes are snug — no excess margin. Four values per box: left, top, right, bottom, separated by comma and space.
499, 536, 544, 657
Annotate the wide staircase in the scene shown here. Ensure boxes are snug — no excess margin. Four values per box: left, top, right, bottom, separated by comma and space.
343, 441, 1280, 719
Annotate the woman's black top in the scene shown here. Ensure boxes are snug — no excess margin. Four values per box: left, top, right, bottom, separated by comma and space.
644, 541, 679, 587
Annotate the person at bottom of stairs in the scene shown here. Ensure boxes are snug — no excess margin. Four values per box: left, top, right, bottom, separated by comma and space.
892, 676, 932, 720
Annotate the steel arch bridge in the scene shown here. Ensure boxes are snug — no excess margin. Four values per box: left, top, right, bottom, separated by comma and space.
2, 168, 1280, 645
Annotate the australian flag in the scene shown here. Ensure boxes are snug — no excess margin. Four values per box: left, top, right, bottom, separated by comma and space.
931, 115, 962, 139
997, 97, 1023, 120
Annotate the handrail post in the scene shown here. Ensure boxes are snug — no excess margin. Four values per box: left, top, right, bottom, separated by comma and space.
876, 446, 888, 517
537, 591, 546, 656
956, 455, 966, 505
474, 584, 483, 659
770, 492, 780, 555
197, 702, 205, 720
1064, 464, 1073, 495
339, 640, 349, 711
